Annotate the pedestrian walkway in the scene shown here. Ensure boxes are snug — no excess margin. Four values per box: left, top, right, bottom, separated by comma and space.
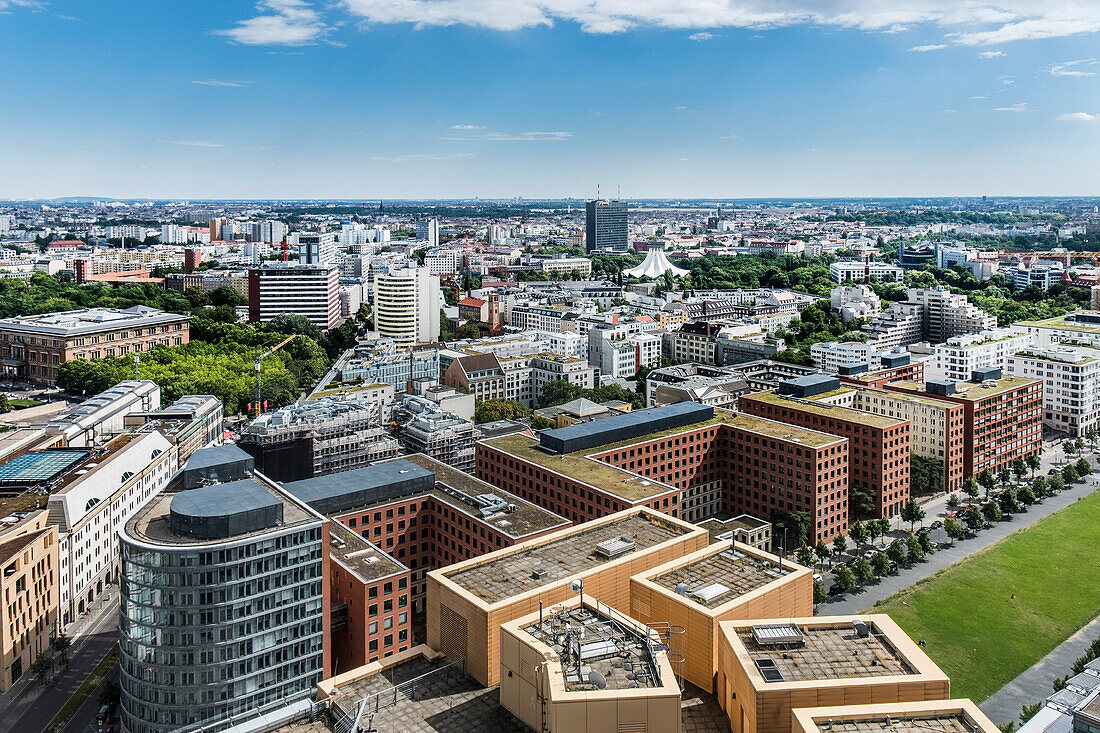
980, 614, 1100, 725
819, 475, 1100, 615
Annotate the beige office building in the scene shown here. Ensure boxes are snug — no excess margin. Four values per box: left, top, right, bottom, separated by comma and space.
716, 615, 950, 733
792, 699, 1000, 733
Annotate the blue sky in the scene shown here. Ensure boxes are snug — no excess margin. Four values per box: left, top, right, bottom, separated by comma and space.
1, 0, 1099, 199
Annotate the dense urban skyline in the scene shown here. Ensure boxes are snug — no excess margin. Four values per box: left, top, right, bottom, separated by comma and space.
1, 1, 1099, 199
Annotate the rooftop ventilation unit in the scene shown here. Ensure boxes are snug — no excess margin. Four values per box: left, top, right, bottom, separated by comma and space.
595, 536, 636, 560
853, 620, 870, 638
531, 568, 548, 580
754, 658, 785, 682
751, 623, 805, 647
691, 583, 731, 604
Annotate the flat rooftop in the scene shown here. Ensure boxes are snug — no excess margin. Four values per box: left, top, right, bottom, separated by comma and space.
820, 715, 975, 733
743, 390, 905, 428
522, 604, 661, 691
444, 512, 691, 604
328, 522, 406, 582
652, 547, 791, 609
890, 377, 1037, 400
400, 454, 569, 539
0, 305, 187, 336
484, 409, 840, 501
0, 449, 88, 485
736, 622, 912, 682
124, 476, 316, 547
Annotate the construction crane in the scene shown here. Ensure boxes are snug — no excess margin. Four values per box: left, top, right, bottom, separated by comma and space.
253, 335, 297, 417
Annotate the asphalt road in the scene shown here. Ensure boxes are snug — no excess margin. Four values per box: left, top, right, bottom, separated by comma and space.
0, 595, 119, 733
60, 664, 120, 733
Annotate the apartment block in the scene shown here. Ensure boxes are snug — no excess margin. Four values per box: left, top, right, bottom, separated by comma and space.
738, 377, 911, 518
1005, 346, 1100, 436
0, 509, 58, 692
926, 328, 1034, 383
885, 372, 1042, 478
716, 615, 950, 733
1016, 311, 1100, 349
907, 287, 998, 344
811, 341, 878, 373
809, 382, 966, 494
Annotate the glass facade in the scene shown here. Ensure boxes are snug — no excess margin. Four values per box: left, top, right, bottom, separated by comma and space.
119, 526, 326, 733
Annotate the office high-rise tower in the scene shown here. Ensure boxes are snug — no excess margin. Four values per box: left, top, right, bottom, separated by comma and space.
585, 199, 628, 252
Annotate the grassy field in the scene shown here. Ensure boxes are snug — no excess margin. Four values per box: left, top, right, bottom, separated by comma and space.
874, 489, 1100, 703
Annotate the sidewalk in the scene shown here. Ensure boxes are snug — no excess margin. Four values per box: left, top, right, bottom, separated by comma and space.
981, 614, 1100, 725
0, 586, 119, 733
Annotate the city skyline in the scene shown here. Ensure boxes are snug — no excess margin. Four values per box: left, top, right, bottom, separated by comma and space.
1, 1, 1099, 198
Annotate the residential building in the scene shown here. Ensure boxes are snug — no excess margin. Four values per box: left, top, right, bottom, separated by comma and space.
585, 199, 628, 252
1016, 311, 1100, 349
830, 284, 881, 322
34, 431, 178, 625
1005, 346, 1100, 436
863, 301, 925, 350
373, 266, 441, 348
885, 372, 1042, 478
716, 615, 950, 733
1005, 261, 1066, 290
908, 287, 998, 344
0, 306, 189, 385
291, 231, 337, 265
0, 509, 58, 692
332, 341, 439, 394
738, 376, 911, 518
238, 397, 400, 482
1017, 658, 1100, 733
509, 304, 575, 332
248, 263, 340, 330
829, 261, 904, 283
645, 363, 750, 409
811, 341, 878, 373
477, 402, 850, 540
427, 506, 707, 686
926, 328, 1034, 382
118, 448, 328, 733
808, 382, 966, 494
537, 254, 592, 278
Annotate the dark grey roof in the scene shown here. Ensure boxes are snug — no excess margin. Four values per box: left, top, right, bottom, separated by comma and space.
539, 401, 714, 454
169, 479, 284, 540
171, 480, 281, 518
282, 459, 435, 515
185, 444, 254, 471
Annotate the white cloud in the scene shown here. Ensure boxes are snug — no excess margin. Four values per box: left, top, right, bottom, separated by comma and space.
672, 105, 690, 111
909, 43, 947, 51
1057, 112, 1100, 122
372, 152, 475, 162
979, 50, 1004, 58
993, 102, 1030, 112
688, 32, 714, 41
192, 80, 253, 87
485, 131, 571, 140
450, 124, 485, 129
0, 0, 44, 11
160, 139, 224, 148
720, 133, 739, 139
337, 1, 1100, 44
217, 0, 327, 45
1049, 59, 1097, 76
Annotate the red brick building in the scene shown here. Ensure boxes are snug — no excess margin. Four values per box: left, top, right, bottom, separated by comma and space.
884, 375, 1042, 478
476, 403, 850, 543
738, 387, 911, 519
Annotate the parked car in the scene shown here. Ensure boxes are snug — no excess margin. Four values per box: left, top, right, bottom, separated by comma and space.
813, 573, 822, 582
930, 520, 944, 529
829, 583, 843, 596
862, 550, 877, 560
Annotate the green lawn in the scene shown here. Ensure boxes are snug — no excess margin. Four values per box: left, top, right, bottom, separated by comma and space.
874, 489, 1100, 703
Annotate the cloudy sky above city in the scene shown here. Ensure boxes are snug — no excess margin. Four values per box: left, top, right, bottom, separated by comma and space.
2, 0, 1099, 198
